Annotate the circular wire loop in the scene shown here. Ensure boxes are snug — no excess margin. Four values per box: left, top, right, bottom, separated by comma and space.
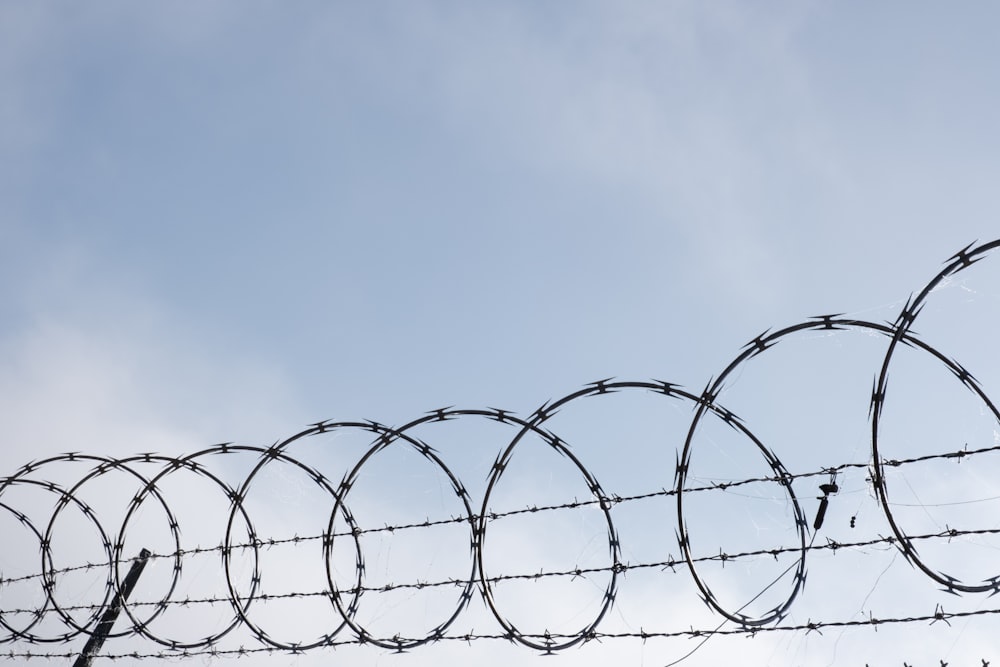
116, 448, 259, 649
673, 310, 1000, 624
676, 381, 807, 627
0, 456, 170, 645
224, 436, 365, 651
42, 455, 182, 642
388, 406, 622, 652
0, 499, 50, 643
871, 239, 1000, 593
320, 420, 476, 651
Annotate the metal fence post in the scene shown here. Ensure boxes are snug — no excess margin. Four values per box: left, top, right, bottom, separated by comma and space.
72, 548, 151, 667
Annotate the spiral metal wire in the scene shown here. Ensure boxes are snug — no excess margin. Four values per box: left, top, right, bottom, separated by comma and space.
0, 239, 997, 657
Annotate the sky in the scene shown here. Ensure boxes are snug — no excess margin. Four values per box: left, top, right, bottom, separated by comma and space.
2, 2, 1000, 666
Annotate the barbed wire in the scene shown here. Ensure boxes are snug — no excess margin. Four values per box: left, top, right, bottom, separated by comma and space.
1, 239, 998, 659
4, 436, 998, 595
5, 603, 1000, 661
5, 521, 1000, 623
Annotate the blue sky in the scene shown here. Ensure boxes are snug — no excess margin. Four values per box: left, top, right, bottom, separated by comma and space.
2, 3, 1000, 665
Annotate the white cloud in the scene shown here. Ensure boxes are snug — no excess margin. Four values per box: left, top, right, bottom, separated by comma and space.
0, 242, 305, 469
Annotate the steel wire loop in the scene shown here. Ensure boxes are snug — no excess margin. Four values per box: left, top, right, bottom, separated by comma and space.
872, 239, 1000, 594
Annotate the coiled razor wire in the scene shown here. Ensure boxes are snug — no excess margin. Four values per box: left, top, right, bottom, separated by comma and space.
872, 240, 1000, 594
0, 239, 997, 656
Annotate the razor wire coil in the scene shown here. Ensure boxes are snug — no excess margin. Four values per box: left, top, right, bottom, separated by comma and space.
1, 239, 998, 657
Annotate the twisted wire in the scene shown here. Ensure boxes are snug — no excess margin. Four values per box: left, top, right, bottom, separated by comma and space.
6, 604, 1000, 661
5, 521, 999, 623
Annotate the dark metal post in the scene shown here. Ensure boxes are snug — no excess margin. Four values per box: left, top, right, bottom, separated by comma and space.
72, 548, 151, 667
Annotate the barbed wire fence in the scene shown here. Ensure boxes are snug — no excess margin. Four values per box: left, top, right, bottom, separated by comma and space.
1, 239, 998, 665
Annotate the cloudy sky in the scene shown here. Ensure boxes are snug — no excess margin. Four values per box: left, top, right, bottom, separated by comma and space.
2, 3, 1000, 666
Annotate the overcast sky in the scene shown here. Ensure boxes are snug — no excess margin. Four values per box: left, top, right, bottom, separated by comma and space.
2, 3, 1000, 666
